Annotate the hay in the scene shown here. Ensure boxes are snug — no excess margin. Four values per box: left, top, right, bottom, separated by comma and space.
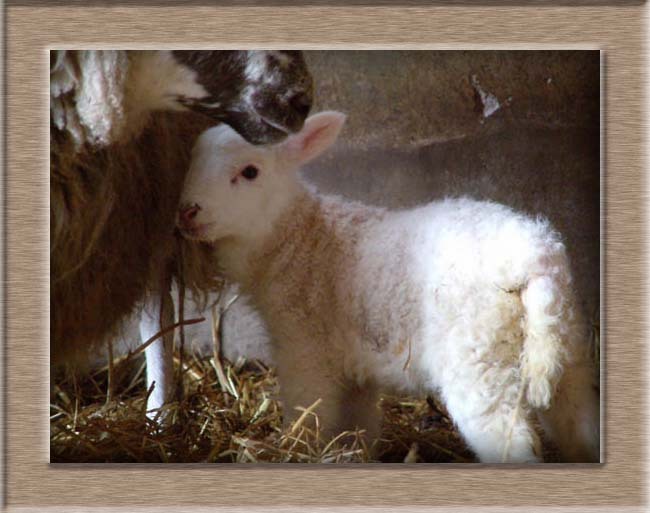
50, 347, 476, 463
51, 312, 598, 463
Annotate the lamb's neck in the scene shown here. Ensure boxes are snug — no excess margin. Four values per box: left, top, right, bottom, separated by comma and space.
216, 190, 321, 286
218, 189, 381, 305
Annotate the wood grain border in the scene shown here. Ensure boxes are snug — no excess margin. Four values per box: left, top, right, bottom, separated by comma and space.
4, 4, 647, 512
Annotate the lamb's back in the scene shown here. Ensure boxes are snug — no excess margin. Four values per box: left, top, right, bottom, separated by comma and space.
393, 197, 559, 291
348, 197, 561, 390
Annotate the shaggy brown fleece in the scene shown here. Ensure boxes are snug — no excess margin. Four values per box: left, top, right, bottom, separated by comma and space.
51, 111, 221, 365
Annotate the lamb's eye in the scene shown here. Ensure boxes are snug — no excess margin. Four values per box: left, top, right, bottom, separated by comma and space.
241, 165, 259, 180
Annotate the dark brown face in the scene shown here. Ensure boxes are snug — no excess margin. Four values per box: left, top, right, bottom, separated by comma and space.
172, 50, 314, 144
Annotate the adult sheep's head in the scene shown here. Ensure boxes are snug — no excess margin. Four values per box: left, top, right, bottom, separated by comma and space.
51, 50, 313, 146
178, 111, 346, 244
170, 50, 314, 144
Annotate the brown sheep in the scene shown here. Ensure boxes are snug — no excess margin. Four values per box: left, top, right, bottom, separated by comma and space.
51, 50, 313, 414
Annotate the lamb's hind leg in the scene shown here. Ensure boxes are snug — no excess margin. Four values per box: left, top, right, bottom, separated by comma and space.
277, 357, 344, 437
340, 382, 382, 451
521, 246, 599, 462
537, 362, 600, 462
442, 371, 542, 463
449, 399, 541, 463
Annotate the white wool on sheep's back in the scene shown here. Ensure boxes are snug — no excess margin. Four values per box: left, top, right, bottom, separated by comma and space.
126, 51, 209, 115
50, 50, 213, 148
51, 50, 129, 146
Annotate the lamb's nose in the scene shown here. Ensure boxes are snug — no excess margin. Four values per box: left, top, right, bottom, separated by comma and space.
179, 204, 200, 228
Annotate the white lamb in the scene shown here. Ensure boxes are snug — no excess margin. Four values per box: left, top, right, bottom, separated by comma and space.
178, 111, 600, 463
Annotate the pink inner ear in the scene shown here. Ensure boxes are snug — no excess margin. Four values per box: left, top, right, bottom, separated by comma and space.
284, 116, 339, 164
301, 124, 330, 153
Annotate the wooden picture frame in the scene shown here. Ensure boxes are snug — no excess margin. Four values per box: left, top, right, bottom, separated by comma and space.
5, 2, 646, 511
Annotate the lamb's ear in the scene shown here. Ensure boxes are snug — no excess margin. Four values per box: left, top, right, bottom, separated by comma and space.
283, 111, 346, 166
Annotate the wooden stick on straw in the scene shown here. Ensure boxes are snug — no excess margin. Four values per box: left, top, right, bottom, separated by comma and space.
176, 239, 187, 399
106, 338, 115, 405
211, 293, 241, 396
123, 317, 206, 365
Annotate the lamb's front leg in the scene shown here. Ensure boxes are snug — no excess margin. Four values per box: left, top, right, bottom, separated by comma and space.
277, 358, 345, 438
340, 381, 382, 451
277, 353, 381, 450
140, 287, 176, 420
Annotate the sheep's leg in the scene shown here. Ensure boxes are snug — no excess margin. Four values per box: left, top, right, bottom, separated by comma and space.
280, 380, 343, 438
339, 382, 382, 456
522, 252, 600, 461
441, 363, 542, 463
279, 365, 381, 452
537, 363, 600, 462
446, 394, 541, 463
140, 286, 176, 420
276, 357, 345, 439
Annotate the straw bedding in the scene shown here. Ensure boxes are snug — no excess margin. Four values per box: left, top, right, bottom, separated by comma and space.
50, 347, 476, 463
51, 302, 597, 463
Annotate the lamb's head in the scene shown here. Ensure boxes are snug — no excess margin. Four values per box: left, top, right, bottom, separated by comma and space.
178, 111, 346, 243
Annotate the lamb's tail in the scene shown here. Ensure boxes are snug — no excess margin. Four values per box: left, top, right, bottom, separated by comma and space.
520, 252, 576, 409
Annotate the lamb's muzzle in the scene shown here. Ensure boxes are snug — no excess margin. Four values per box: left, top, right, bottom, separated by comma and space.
178, 204, 201, 229
177, 203, 211, 240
